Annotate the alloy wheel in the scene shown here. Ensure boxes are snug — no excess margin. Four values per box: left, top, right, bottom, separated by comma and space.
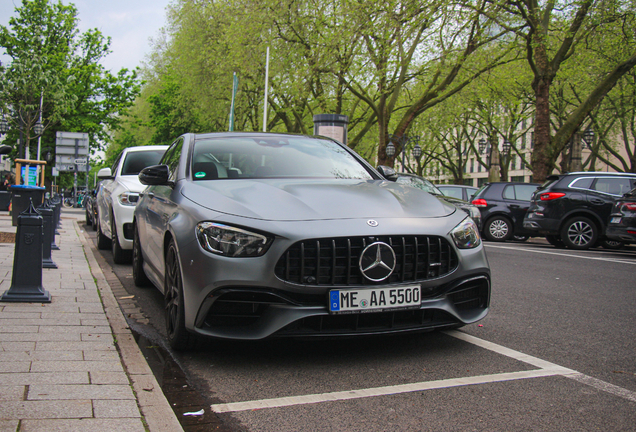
566, 220, 594, 246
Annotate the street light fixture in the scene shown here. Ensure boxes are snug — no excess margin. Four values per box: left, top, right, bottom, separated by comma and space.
478, 138, 487, 154
582, 127, 595, 149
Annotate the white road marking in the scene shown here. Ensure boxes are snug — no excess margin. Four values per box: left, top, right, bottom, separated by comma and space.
211, 369, 569, 413
484, 244, 636, 265
210, 330, 636, 413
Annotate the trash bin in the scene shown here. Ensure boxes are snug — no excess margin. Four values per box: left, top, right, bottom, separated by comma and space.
9, 185, 46, 227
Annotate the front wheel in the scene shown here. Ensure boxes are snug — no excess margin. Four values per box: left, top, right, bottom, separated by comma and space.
96, 216, 112, 250
62, 198, 73, 208
111, 215, 132, 264
561, 217, 598, 250
483, 216, 513, 242
165, 239, 197, 351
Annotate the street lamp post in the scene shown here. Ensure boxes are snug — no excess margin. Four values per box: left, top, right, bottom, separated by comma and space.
478, 136, 500, 183
582, 127, 595, 150
502, 139, 512, 181
0, 114, 44, 160
387, 134, 411, 172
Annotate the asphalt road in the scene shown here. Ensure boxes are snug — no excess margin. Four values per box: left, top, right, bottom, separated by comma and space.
82, 222, 636, 432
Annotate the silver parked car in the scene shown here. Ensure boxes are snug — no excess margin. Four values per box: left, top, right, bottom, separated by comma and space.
133, 133, 490, 350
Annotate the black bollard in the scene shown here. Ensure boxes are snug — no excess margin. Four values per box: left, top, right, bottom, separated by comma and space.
52, 194, 62, 234
0, 198, 51, 303
44, 196, 59, 250
38, 200, 57, 269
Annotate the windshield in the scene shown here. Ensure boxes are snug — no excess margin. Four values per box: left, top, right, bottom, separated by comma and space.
396, 175, 443, 195
191, 136, 374, 180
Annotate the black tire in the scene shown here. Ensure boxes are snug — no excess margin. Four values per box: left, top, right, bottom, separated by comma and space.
560, 216, 598, 250
165, 239, 197, 351
111, 215, 132, 264
96, 216, 112, 250
85, 209, 92, 226
546, 235, 565, 248
512, 235, 529, 242
132, 224, 152, 287
483, 216, 514, 242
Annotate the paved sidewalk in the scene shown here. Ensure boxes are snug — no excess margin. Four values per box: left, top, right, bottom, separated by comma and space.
0, 208, 183, 432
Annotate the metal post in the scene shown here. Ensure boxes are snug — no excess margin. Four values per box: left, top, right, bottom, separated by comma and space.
0, 199, 51, 303
37, 200, 57, 269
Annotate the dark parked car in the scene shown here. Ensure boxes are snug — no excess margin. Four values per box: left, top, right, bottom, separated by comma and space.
395, 173, 482, 229
84, 186, 99, 231
436, 184, 479, 202
603, 188, 636, 245
471, 182, 540, 242
133, 132, 490, 350
524, 172, 636, 249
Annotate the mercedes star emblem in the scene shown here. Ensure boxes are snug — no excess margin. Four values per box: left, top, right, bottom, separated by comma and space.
359, 242, 396, 282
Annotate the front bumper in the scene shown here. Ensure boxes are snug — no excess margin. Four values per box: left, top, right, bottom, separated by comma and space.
176, 217, 491, 340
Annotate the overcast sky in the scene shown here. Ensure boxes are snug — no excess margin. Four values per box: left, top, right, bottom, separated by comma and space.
1, 0, 173, 72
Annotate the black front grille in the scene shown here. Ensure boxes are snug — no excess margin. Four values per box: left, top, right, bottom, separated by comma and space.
277, 309, 458, 336
275, 235, 458, 286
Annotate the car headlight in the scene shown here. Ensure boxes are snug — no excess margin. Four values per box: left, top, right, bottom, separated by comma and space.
450, 217, 481, 249
118, 192, 140, 206
196, 222, 274, 257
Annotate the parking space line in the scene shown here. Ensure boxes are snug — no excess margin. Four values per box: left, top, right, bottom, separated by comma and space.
210, 369, 567, 413
484, 244, 636, 265
211, 330, 636, 413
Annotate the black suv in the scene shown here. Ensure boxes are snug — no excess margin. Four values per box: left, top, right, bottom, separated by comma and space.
523, 172, 636, 249
471, 182, 540, 242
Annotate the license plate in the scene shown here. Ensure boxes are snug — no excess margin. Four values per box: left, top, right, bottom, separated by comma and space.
329, 286, 421, 314
610, 217, 622, 224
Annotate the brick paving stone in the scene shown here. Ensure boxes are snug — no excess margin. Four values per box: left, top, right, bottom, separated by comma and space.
0, 419, 19, 432
0, 400, 93, 419
90, 371, 130, 385
93, 399, 141, 418
0, 385, 25, 401
20, 418, 145, 432
30, 360, 124, 373
0, 362, 31, 373
34, 341, 115, 351
0, 372, 89, 386
0, 351, 83, 362
27, 384, 134, 400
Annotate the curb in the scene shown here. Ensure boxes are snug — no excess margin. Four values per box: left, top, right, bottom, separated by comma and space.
74, 220, 184, 432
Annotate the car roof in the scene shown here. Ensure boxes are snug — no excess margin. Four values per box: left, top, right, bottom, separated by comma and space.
122, 145, 170, 153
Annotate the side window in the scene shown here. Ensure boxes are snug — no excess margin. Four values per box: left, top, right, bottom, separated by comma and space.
569, 177, 594, 190
110, 153, 123, 174
503, 185, 515, 200
593, 177, 632, 196
162, 139, 184, 181
440, 187, 462, 200
515, 185, 538, 201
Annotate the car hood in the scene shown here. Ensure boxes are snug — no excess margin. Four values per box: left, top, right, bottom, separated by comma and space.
116, 175, 144, 192
181, 179, 456, 221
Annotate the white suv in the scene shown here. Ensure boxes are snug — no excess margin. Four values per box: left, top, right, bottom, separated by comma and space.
96, 145, 168, 263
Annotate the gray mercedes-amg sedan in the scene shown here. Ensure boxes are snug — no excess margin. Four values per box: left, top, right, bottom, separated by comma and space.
132, 132, 490, 350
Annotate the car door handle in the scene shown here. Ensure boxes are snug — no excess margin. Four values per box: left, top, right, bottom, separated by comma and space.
590, 199, 605, 205
509, 204, 520, 208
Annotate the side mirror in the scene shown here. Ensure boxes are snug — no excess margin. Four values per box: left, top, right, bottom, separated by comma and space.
139, 164, 170, 186
376, 165, 398, 182
97, 167, 112, 179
